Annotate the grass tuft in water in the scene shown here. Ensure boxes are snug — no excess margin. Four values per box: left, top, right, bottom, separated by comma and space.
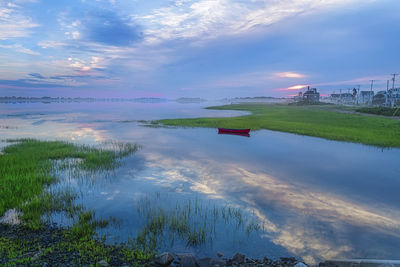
134, 194, 262, 250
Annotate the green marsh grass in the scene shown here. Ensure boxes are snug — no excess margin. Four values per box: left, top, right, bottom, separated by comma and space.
134, 194, 262, 251
356, 106, 400, 117
0, 139, 139, 227
0, 139, 151, 265
157, 103, 400, 147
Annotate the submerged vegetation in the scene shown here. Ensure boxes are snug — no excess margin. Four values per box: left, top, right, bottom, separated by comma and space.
134, 194, 263, 252
0, 139, 152, 265
157, 103, 400, 147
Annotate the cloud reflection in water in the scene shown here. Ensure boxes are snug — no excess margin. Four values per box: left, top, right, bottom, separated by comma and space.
141, 153, 400, 263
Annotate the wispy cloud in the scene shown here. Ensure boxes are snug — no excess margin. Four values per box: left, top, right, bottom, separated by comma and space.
312, 75, 391, 87
0, 1, 39, 39
0, 43, 39, 55
184, 69, 308, 90
136, 0, 374, 44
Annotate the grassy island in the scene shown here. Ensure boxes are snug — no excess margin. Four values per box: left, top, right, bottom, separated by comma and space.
157, 104, 400, 148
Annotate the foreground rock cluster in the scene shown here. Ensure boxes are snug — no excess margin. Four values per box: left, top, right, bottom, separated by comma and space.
152, 252, 308, 267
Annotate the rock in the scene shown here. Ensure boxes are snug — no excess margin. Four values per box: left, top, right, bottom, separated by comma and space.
97, 259, 109, 266
294, 263, 308, 267
155, 252, 174, 266
178, 254, 198, 267
281, 257, 297, 263
217, 252, 223, 258
232, 253, 246, 264
0, 209, 21, 225
378, 264, 395, 267
198, 257, 226, 267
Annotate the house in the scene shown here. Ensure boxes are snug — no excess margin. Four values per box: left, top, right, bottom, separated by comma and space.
359, 91, 374, 104
387, 88, 400, 107
372, 91, 388, 106
294, 92, 303, 102
302, 87, 320, 103
330, 93, 354, 104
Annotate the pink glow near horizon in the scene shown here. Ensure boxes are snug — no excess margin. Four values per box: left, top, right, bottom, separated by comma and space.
280, 84, 310, 91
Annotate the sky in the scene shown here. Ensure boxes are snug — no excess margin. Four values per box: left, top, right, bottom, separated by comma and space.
0, 0, 399, 98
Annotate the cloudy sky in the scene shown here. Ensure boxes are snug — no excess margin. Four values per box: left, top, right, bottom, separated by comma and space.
0, 0, 399, 98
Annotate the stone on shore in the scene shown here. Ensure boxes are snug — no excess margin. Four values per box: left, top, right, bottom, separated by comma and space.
97, 259, 109, 266
232, 253, 246, 264
155, 252, 175, 266
178, 254, 198, 267
0, 209, 21, 225
197, 257, 226, 267
294, 262, 308, 267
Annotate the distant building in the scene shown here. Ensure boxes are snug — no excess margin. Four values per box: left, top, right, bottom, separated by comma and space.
330, 93, 354, 104
302, 87, 320, 103
293, 92, 303, 102
371, 88, 400, 107
359, 91, 374, 104
372, 91, 387, 106
387, 88, 400, 107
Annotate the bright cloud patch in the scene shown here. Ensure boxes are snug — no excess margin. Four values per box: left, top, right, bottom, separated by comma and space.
276, 72, 306, 78
284, 85, 309, 90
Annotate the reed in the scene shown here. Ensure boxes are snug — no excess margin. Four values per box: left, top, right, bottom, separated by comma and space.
134, 194, 262, 250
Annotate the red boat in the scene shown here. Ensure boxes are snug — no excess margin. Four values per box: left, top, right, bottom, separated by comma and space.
218, 128, 250, 134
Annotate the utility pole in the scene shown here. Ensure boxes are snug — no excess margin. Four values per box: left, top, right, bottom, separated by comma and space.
387, 80, 390, 91
391, 74, 399, 89
357, 85, 360, 105
370, 80, 375, 106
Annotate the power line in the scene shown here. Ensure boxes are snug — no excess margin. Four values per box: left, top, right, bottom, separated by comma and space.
370, 80, 375, 106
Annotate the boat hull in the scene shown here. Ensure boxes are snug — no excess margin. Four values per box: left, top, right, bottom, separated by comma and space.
218, 128, 250, 134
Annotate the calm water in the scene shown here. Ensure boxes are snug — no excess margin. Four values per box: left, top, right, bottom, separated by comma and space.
1, 101, 400, 263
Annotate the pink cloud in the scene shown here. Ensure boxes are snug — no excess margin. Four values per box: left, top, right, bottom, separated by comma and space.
280, 84, 310, 91
275, 72, 306, 78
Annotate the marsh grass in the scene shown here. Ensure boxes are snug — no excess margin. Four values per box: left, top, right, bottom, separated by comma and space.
134, 194, 262, 251
356, 106, 400, 117
0, 139, 139, 228
0, 138, 150, 265
157, 103, 400, 147
0, 226, 153, 266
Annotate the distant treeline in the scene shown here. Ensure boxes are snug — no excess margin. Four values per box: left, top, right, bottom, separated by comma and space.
0, 96, 168, 103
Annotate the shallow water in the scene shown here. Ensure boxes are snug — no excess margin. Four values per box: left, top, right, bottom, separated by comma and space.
1, 100, 400, 263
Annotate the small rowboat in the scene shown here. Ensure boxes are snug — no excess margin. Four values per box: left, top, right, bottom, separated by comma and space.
218, 128, 250, 134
